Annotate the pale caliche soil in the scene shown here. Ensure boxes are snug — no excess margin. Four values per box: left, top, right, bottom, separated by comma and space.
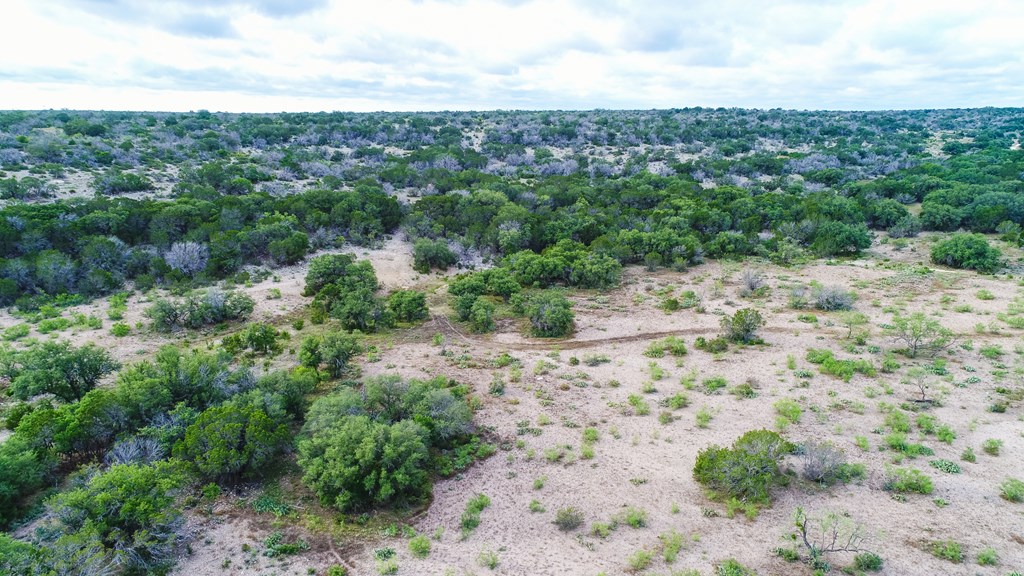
6, 233, 1023, 576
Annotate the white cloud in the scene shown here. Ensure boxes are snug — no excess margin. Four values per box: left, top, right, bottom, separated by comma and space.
1, 0, 1022, 111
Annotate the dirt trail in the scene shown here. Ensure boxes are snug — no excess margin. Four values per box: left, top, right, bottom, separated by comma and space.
431, 314, 805, 351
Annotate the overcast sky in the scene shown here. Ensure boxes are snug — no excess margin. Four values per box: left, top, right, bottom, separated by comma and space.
1, 0, 1022, 112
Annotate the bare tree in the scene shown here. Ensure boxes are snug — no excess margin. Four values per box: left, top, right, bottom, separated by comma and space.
164, 242, 209, 277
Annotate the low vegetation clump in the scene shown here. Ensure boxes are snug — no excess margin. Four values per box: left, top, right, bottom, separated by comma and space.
460, 493, 492, 538
147, 289, 255, 331
999, 478, 1024, 502
693, 430, 793, 505
554, 506, 584, 531
884, 467, 934, 495
721, 308, 765, 344
930, 540, 964, 563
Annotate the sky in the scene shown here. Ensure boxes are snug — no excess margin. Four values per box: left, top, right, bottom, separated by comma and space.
1, 0, 1023, 113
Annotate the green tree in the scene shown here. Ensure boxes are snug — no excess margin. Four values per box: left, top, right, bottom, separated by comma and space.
298, 416, 430, 511
38, 463, 184, 575
176, 402, 289, 485
412, 238, 457, 273
885, 313, 955, 358
8, 342, 118, 402
811, 221, 872, 256
387, 289, 429, 323
469, 297, 495, 333
320, 332, 362, 378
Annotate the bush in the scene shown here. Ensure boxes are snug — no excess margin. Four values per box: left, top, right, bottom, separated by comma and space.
147, 289, 254, 331
721, 308, 764, 343
526, 291, 574, 337
813, 285, 854, 311
387, 289, 428, 323
716, 558, 756, 576
553, 507, 584, 531
1000, 478, 1024, 502
413, 238, 457, 273
930, 540, 964, 563
853, 551, 883, 571
884, 467, 933, 494
176, 401, 290, 485
931, 233, 1002, 273
408, 535, 431, 558
801, 441, 862, 485
461, 493, 491, 537
976, 547, 998, 566
982, 438, 1003, 456
693, 429, 791, 504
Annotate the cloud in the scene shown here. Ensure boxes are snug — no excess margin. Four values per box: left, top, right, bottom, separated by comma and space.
2, 0, 1023, 112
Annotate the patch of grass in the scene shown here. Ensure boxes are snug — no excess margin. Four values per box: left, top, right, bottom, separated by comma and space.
885, 467, 934, 495
929, 459, 961, 474
696, 406, 713, 428
626, 549, 653, 572
408, 535, 431, 558
528, 499, 545, 513
982, 438, 1003, 456
774, 398, 802, 424
976, 547, 998, 566
660, 529, 685, 563
702, 375, 728, 394
619, 506, 648, 528
460, 493, 491, 538
477, 549, 499, 570
930, 540, 964, 563
999, 478, 1024, 502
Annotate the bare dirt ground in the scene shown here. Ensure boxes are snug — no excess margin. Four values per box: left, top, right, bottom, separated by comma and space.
6, 234, 1024, 575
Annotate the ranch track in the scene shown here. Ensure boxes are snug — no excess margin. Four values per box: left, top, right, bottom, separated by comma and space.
429, 314, 806, 351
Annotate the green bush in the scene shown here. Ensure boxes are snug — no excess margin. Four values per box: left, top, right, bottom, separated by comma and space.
931, 233, 1002, 273
413, 238, 457, 273
930, 540, 964, 563
999, 478, 1024, 502
693, 429, 791, 504
526, 291, 574, 337
553, 507, 584, 531
976, 547, 998, 566
715, 558, 756, 576
408, 535, 431, 558
884, 467, 933, 495
721, 308, 765, 343
387, 289, 429, 323
853, 552, 883, 571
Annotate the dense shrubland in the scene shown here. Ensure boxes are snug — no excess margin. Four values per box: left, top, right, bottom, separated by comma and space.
2, 107, 1021, 310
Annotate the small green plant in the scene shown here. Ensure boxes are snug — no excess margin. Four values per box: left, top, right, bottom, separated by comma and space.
696, 407, 713, 428
999, 477, 1024, 502
930, 540, 964, 563
884, 467, 933, 495
408, 535, 431, 558
982, 438, 1003, 456
626, 549, 654, 571
477, 549, 499, 570
660, 529, 685, 563
929, 459, 961, 474
853, 551, 883, 571
554, 506, 584, 531
109, 322, 130, 337
528, 499, 545, 513
460, 493, 491, 538
976, 547, 998, 566
702, 375, 728, 394
716, 558, 756, 576
961, 447, 976, 462
620, 506, 648, 528
936, 425, 956, 444
774, 398, 802, 424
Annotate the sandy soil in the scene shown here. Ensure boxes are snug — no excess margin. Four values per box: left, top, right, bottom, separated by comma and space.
6, 233, 1024, 576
